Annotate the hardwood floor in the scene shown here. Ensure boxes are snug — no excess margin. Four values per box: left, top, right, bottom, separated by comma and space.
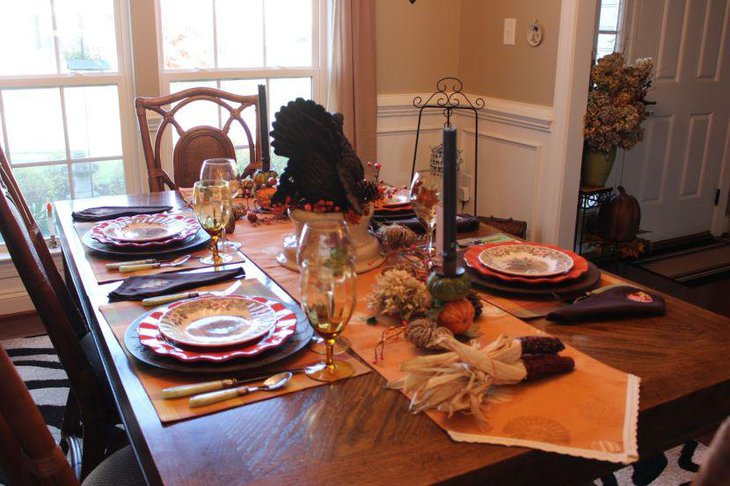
0, 311, 44, 340
598, 259, 730, 318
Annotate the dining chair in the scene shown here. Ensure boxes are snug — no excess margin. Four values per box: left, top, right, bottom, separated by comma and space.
0, 146, 89, 338
0, 343, 144, 485
135, 85, 271, 192
0, 175, 121, 480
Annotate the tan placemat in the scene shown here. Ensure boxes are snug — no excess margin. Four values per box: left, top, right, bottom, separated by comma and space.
231, 221, 639, 463
99, 279, 371, 424
75, 212, 246, 284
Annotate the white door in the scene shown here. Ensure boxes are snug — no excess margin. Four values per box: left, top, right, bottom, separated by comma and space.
616, 0, 730, 241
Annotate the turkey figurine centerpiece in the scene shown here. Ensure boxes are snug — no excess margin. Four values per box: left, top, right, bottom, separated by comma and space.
271, 98, 385, 273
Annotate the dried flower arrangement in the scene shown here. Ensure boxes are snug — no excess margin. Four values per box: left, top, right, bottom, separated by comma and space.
584, 53, 654, 153
367, 225, 484, 362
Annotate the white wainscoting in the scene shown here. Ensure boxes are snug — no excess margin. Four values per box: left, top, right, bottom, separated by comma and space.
376, 93, 555, 241
0, 250, 65, 315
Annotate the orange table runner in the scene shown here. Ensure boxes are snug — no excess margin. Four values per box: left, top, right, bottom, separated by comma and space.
74, 213, 245, 284
99, 278, 370, 424
231, 219, 640, 463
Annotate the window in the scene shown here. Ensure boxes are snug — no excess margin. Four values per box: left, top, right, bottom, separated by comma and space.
0, 0, 136, 235
157, 0, 326, 174
595, 0, 626, 59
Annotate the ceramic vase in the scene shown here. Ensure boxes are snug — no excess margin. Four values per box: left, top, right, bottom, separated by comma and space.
581, 147, 617, 187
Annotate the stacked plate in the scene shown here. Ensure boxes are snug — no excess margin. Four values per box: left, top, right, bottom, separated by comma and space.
463, 242, 600, 295
136, 295, 300, 363
82, 213, 210, 258
372, 188, 416, 223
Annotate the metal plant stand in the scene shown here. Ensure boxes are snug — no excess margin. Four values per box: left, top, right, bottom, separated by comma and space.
574, 186, 614, 256
411, 78, 484, 216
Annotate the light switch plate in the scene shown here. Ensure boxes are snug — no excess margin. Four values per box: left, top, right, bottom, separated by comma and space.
503, 18, 516, 45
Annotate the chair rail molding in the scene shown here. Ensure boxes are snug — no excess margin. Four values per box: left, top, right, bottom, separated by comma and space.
377, 93, 553, 132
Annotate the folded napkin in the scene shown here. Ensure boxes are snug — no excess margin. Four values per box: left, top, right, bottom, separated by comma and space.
72, 206, 173, 222
108, 267, 244, 301
547, 285, 665, 323
374, 214, 480, 234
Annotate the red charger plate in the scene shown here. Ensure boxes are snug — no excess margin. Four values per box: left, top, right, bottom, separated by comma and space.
464, 242, 589, 285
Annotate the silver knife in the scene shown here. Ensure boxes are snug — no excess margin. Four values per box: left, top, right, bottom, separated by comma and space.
140, 279, 243, 307
161, 363, 326, 399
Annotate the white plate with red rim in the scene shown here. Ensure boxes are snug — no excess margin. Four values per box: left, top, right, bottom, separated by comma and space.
137, 296, 298, 362
90, 214, 199, 248
157, 296, 277, 348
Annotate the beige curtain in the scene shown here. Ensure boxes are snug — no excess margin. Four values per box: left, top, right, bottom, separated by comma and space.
326, 0, 377, 162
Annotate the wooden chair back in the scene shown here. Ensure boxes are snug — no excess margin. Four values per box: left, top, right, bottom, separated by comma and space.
0, 146, 87, 338
0, 344, 80, 485
0, 173, 109, 478
135, 85, 270, 192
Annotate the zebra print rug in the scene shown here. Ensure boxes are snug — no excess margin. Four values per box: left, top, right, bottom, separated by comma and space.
0, 335, 709, 485
0, 335, 69, 486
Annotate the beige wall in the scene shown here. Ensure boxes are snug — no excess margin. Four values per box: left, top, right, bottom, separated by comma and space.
129, 0, 161, 97
458, 0, 561, 106
375, 0, 462, 94
375, 0, 561, 106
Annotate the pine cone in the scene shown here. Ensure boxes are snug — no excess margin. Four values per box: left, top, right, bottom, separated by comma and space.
232, 204, 248, 220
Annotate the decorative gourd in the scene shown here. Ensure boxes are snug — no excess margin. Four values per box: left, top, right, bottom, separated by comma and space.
427, 272, 471, 302
597, 186, 641, 243
437, 299, 476, 335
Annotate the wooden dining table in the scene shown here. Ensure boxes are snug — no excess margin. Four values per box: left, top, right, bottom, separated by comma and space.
54, 191, 730, 486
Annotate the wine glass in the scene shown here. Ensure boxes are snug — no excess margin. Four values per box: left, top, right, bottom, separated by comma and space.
409, 169, 442, 262
199, 158, 241, 253
298, 220, 357, 381
192, 180, 233, 266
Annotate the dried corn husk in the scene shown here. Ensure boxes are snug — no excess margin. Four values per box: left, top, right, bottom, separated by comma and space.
388, 334, 527, 422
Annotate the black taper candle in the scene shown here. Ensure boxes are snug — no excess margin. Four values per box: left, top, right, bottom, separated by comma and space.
442, 127, 457, 276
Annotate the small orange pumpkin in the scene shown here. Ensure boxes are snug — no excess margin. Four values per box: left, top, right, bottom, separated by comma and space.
437, 298, 476, 335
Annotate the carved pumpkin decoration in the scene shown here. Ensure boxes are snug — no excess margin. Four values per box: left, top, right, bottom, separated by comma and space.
597, 186, 641, 243
437, 298, 476, 335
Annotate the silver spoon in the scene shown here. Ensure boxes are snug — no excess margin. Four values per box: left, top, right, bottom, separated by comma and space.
188, 372, 293, 408
118, 254, 191, 273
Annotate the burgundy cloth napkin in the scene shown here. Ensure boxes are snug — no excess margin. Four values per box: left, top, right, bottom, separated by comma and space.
547, 285, 665, 323
72, 205, 173, 222
108, 268, 244, 301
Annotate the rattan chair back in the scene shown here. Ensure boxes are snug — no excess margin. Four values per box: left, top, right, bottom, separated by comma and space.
135, 86, 270, 191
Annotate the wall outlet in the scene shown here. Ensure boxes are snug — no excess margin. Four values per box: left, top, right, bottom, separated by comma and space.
459, 172, 472, 202
503, 18, 516, 45
459, 185, 470, 202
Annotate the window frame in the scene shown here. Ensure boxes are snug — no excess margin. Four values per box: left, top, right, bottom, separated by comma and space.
151, 0, 328, 177
0, 0, 142, 201
154, 0, 328, 107
594, 0, 628, 59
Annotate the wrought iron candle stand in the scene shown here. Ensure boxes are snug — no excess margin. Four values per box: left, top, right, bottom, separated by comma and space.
411, 77, 484, 216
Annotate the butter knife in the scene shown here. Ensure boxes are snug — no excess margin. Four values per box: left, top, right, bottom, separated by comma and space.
105, 258, 157, 270
140, 279, 242, 307
162, 363, 326, 399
